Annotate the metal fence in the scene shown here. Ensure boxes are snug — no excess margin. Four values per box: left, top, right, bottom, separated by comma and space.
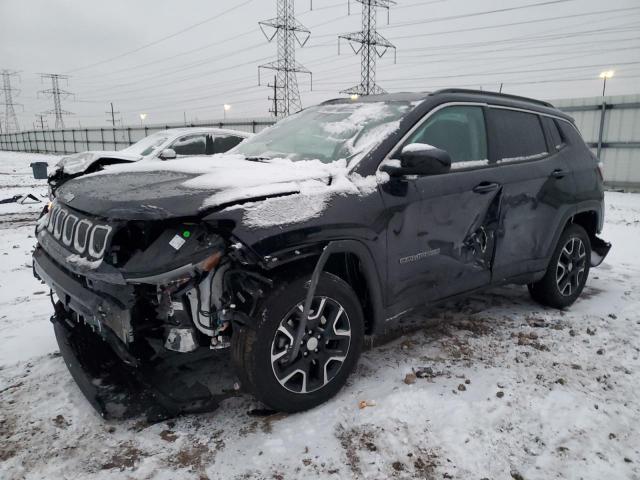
1, 96, 639, 188
553, 94, 640, 189
0, 118, 275, 154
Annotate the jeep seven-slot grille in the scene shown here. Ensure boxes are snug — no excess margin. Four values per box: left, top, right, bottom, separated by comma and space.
46, 204, 113, 259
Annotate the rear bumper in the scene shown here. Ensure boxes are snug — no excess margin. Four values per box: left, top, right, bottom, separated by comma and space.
590, 235, 611, 267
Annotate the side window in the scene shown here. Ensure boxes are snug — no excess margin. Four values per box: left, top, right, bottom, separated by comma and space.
489, 108, 547, 163
541, 116, 564, 151
211, 135, 245, 154
404, 105, 488, 169
171, 134, 207, 156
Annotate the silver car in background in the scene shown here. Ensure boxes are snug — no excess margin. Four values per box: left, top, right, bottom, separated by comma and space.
45, 127, 252, 192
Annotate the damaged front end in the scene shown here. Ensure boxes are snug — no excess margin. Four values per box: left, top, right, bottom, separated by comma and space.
33, 200, 268, 420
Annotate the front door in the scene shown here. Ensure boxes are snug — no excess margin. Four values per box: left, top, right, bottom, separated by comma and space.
381, 104, 501, 314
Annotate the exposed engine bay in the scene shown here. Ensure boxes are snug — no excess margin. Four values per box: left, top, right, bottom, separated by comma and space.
33, 200, 273, 419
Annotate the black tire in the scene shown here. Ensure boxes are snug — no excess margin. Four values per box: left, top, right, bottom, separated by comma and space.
232, 272, 364, 412
528, 224, 591, 309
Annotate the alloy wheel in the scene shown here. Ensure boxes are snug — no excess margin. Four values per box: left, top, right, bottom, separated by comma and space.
270, 296, 351, 394
556, 237, 587, 297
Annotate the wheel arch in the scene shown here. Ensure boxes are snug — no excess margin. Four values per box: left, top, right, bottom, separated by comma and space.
267, 240, 386, 335
545, 204, 604, 269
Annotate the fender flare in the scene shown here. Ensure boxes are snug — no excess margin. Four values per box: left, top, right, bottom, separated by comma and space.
286, 240, 386, 360
545, 202, 604, 267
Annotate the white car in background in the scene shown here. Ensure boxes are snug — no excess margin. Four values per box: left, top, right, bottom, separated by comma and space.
46, 127, 252, 193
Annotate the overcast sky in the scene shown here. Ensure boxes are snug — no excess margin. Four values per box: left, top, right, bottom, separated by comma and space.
1, 0, 639, 129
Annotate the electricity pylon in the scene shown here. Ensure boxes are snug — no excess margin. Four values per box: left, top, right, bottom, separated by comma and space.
259, 0, 312, 118
0, 70, 22, 133
39, 73, 73, 129
339, 0, 397, 96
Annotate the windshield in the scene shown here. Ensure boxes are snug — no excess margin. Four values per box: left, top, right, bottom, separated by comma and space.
234, 101, 412, 163
121, 132, 170, 156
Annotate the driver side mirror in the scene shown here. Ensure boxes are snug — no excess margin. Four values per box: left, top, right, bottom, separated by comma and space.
159, 148, 177, 160
381, 144, 451, 176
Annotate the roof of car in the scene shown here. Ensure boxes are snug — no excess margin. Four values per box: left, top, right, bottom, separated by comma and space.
321, 92, 430, 104
321, 89, 571, 121
160, 127, 252, 137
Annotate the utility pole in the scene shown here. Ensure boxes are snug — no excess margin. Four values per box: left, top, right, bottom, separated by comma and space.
105, 102, 120, 127
259, 0, 312, 119
39, 73, 73, 129
339, 0, 397, 96
34, 114, 48, 130
0, 70, 22, 133
267, 75, 283, 118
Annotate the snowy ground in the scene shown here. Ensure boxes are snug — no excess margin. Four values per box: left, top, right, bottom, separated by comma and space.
0, 151, 639, 480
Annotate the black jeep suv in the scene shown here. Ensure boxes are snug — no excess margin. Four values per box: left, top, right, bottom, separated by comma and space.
33, 89, 610, 415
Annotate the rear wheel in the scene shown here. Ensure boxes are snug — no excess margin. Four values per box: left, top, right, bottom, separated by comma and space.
232, 272, 364, 412
528, 224, 591, 309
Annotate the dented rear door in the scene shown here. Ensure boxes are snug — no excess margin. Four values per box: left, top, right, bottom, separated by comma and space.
485, 107, 576, 282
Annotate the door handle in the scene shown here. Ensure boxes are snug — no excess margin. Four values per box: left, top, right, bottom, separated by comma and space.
551, 168, 566, 179
473, 182, 500, 194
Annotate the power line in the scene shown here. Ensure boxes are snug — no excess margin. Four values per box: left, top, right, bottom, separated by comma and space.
382, 0, 577, 31
71, 10, 351, 84
400, 22, 640, 54
0, 70, 22, 133
259, 0, 312, 118
339, 0, 397, 96
66, 1, 254, 74
390, 5, 640, 41
39, 74, 73, 129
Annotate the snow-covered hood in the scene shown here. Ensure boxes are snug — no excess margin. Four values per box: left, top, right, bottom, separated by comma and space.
56, 151, 142, 176
54, 154, 379, 220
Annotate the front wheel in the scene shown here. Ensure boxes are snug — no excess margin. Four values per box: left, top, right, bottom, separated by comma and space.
528, 224, 591, 309
232, 272, 364, 412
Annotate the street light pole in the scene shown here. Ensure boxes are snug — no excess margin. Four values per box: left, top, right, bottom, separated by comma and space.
599, 70, 614, 98
597, 70, 614, 160
223, 104, 231, 121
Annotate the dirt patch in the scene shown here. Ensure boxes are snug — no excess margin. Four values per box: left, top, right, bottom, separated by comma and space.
336, 424, 378, 476
336, 424, 441, 478
514, 331, 550, 352
160, 430, 178, 442
0, 402, 18, 461
168, 430, 225, 474
172, 442, 210, 471
101, 442, 146, 471
449, 316, 494, 336
580, 286, 605, 300
261, 412, 288, 434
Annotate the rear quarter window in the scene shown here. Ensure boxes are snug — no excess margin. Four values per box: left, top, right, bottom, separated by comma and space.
556, 120, 587, 147
488, 108, 547, 163
541, 116, 564, 151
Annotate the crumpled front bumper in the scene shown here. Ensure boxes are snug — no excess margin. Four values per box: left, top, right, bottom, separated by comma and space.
51, 309, 238, 421
34, 245, 238, 421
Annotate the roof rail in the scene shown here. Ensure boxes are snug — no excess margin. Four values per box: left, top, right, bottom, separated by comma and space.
433, 88, 554, 108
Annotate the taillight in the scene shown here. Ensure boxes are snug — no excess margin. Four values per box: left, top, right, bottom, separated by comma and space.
596, 161, 604, 181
